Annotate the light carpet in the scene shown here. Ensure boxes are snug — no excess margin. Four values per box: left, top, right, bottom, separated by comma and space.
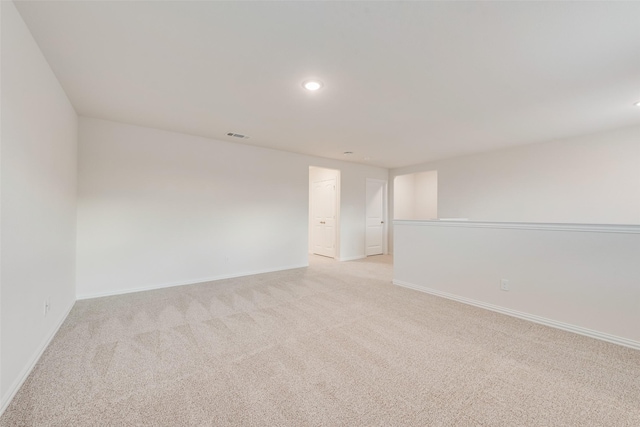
2, 255, 639, 426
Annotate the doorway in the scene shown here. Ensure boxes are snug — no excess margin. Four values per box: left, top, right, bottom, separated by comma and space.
309, 167, 340, 259
366, 179, 387, 256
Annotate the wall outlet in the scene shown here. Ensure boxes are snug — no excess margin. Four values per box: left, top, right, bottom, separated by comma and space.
500, 279, 509, 291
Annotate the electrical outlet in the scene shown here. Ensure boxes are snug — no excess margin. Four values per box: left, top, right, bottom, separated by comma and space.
500, 279, 509, 291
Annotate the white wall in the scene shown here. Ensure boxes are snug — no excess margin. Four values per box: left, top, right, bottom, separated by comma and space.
393, 170, 437, 220
389, 125, 640, 251
1, 0, 77, 411
413, 170, 438, 219
393, 174, 415, 220
77, 118, 388, 298
394, 221, 640, 349
392, 125, 640, 224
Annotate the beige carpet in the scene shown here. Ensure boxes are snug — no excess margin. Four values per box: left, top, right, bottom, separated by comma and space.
2, 255, 639, 426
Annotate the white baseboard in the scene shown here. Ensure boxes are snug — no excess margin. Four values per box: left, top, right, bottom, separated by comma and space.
339, 255, 366, 262
0, 299, 76, 417
393, 279, 640, 351
76, 263, 309, 300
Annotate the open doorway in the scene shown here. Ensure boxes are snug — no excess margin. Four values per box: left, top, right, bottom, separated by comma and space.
309, 167, 340, 259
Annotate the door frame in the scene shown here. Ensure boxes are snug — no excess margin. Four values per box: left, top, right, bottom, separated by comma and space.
309, 167, 341, 259
365, 178, 388, 255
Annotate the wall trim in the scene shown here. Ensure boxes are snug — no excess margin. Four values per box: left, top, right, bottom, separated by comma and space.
393, 220, 640, 234
393, 279, 640, 351
0, 300, 76, 417
76, 263, 309, 300
339, 255, 366, 262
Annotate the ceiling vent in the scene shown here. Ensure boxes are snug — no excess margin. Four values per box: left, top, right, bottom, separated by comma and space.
226, 132, 249, 139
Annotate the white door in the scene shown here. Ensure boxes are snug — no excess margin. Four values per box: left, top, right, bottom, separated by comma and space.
366, 179, 386, 256
312, 178, 336, 258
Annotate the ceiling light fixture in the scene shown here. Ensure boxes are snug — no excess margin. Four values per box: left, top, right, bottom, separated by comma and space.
635, 101, 640, 107
303, 80, 323, 91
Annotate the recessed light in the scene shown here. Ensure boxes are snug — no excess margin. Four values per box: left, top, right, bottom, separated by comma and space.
303, 80, 323, 91
635, 101, 640, 107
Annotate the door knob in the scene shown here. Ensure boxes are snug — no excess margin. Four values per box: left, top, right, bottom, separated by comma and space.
381, 221, 384, 224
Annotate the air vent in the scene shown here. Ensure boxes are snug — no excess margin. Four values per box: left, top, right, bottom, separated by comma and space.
226, 132, 250, 139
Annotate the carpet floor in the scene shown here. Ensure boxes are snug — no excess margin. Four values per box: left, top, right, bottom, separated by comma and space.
2, 255, 639, 426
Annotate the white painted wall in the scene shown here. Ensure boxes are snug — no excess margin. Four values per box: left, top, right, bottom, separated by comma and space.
394, 221, 640, 349
393, 171, 437, 220
413, 171, 438, 220
393, 174, 415, 220
389, 125, 640, 252
392, 125, 640, 224
1, 0, 77, 411
77, 118, 388, 298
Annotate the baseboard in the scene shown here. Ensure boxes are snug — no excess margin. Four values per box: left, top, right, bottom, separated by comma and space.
76, 263, 309, 300
393, 279, 640, 351
0, 299, 76, 417
339, 255, 366, 262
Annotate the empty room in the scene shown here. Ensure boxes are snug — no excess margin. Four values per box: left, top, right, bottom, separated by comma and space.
1, 1, 639, 426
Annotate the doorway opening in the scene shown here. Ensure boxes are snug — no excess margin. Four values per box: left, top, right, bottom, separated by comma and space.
309, 167, 340, 259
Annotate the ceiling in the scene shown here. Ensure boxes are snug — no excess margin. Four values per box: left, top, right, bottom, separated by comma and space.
13, 1, 640, 169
